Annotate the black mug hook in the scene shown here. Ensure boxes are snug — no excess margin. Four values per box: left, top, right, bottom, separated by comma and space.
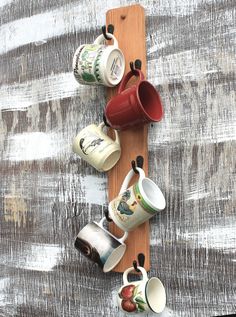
134, 59, 142, 70
102, 24, 114, 40
103, 113, 110, 127
130, 59, 142, 74
131, 155, 144, 174
133, 253, 145, 272
104, 207, 112, 222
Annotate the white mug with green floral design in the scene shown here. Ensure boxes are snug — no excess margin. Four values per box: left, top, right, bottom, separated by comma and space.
72, 32, 125, 87
108, 167, 166, 231
117, 266, 166, 314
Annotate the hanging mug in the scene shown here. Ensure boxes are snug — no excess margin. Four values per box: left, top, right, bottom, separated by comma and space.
72, 33, 125, 87
72, 122, 121, 172
108, 167, 166, 231
104, 69, 164, 130
117, 266, 166, 314
74, 217, 128, 273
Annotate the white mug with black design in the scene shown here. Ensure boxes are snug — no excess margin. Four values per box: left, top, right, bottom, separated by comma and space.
72, 122, 121, 172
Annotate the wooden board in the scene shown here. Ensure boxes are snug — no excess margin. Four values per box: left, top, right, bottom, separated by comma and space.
0, 1, 235, 316
106, 5, 150, 272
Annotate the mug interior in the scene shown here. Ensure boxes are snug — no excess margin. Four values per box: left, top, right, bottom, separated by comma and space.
102, 150, 121, 171
103, 244, 126, 272
138, 81, 163, 122
141, 178, 166, 211
146, 277, 166, 313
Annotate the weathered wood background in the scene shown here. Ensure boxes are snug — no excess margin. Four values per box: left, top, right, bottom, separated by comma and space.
0, 0, 235, 316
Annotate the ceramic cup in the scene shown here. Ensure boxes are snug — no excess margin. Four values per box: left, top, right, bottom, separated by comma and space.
72, 33, 125, 87
108, 167, 166, 231
104, 69, 163, 130
117, 266, 166, 314
72, 122, 121, 172
74, 217, 128, 273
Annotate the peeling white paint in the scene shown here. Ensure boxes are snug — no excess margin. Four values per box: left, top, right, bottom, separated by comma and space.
0, 0, 218, 55
185, 191, 210, 201
0, 72, 79, 111
3, 132, 68, 161
177, 224, 236, 253
16, 243, 63, 272
0, 0, 15, 8
80, 175, 107, 205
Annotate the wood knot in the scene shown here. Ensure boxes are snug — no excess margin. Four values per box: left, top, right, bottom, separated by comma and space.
121, 14, 126, 20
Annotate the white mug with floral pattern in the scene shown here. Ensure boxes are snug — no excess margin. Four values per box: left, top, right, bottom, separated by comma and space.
117, 266, 166, 314
108, 167, 166, 231
72, 122, 121, 172
72, 33, 125, 87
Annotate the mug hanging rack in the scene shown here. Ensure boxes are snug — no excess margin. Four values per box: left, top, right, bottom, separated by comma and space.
133, 253, 145, 273
106, 4, 150, 272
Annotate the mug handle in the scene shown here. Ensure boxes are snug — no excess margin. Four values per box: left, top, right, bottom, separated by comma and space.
98, 122, 120, 146
94, 33, 118, 48
118, 69, 145, 94
98, 217, 128, 243
123, 266, 148, 284
119, 167, 145, 195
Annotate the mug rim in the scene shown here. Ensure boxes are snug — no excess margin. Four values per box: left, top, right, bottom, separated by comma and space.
136, 80, 164, 122
103, 244, 126, 272
145, 277, 166, 313
100, 47, 125, 87
99, 148, 121, 172
138, 177, 166, 212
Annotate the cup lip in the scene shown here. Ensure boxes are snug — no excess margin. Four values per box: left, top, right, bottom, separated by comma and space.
145, 277, 166, 313
99, 147, 121, 172
138, 177, 166, 212
136, 80, 164, 122
100, 47, 125, 87
103, 244, 126, 272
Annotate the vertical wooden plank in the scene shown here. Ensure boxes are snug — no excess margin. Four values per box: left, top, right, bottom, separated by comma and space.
106, 5, 150, 272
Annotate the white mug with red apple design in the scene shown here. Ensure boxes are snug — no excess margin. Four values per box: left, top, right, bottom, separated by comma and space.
117, 266, 166, 314
108, 167, 166, 231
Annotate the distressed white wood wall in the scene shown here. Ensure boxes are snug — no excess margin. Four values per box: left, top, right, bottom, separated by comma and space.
0, 0, 235, 316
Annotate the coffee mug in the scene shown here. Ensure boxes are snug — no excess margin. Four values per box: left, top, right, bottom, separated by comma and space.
117, 266, 166, 314
104, 69, 163, 130
72, 122, 121, 172
108, 167, 166, 231
72, 33, 125, 87
74, 217, 128, 273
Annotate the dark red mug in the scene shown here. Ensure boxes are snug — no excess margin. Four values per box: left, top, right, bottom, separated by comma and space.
104, 69, 163, 130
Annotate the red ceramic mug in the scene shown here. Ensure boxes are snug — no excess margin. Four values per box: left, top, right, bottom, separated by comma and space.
104, 69, 163, 130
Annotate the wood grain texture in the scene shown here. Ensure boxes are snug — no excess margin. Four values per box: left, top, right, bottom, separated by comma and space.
0, 0, 235, 316
106, 4, 150, 273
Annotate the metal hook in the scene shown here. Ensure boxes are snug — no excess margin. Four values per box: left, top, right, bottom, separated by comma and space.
103, 113, 110, 127
134, 59, 142, 70
131, 155, 144, 174
130, 59, 142, 74
133, 253, 145, 272
102, 24, 114, 40
130, 61, 135, 74
104, 208, 112, 222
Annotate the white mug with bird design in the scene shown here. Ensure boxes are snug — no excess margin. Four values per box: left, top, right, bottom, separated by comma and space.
108, 167, 166, 231
72, 122, 121, 172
